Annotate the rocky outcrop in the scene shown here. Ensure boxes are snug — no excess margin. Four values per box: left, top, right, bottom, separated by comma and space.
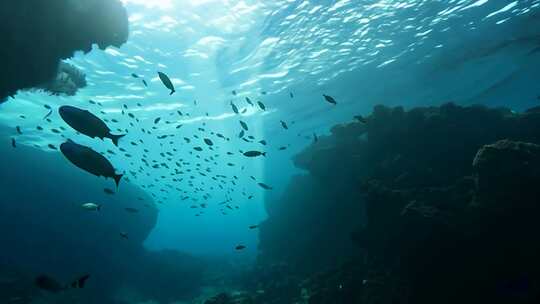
0, 0, 128, 102
255, 103, 540, 303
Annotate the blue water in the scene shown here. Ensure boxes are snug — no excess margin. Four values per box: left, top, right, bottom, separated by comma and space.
1, 0, 540, 301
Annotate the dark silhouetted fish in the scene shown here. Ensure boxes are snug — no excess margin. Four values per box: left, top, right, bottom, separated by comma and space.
258, 182, 273, 190
280, 120, 288, 130
231, 102, 239, 114
235, 245, 246, 250
60, 140, 123, 187
131, 73, 140, 78
244, 151, 266, 157
142, 79, 148, 87
257, 101, 266, 111
59, 106, 125, 146
204, 138, 214, 146
104, 188, 115, 195
35, 274, 90, 293
120, 232, 129, 239
11, 138, 16, 148
240, 120, 249, 131
249, 225, 259, 229
125, 207, 139, 213
158, 71, 175, 95
323, 94, 337, 105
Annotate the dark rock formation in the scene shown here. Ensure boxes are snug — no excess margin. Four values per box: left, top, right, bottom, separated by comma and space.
255, 103, 540, 303
0, 0, 128, 102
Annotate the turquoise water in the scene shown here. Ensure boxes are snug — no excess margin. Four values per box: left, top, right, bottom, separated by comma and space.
1, 1, 540, 302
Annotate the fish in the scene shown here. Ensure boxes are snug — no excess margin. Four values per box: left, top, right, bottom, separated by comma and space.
11, 138, 16, 148
154, 117, 161, 124
16, 126, 22, 134
323, 94, 337, 105
142, 79, 148, 87
232, 90, 237, 96
43, 109, 53, 120
120, 232, 129, 239
249, 225, 259, 229
204, 138, 214, 146
158, 71, 175, 95
131, 73, 140, 78
231, 102, 239, 114
245, 97, 254, 106
35, 274, 90, 293
81, 203, 101, 211
257, 101, 266, 111
239, 130, 245, 138
354, 115, 367, 123
244, 151, 266, 157
235, 245, 246, 250
280, 120, 289, 130
259, 140, 267, 145
59, 106, 125, 146
290, 92, 294, 98
240, 120, 249, 131
104, 188, 115, 195
278, 146, 287, 151
194, 147, 203, 152
60, 140, 123, 187
125, 207, 139, 213
258, 183, 273, 190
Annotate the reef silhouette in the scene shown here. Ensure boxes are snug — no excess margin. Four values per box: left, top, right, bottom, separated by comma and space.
0, 0, 129, 103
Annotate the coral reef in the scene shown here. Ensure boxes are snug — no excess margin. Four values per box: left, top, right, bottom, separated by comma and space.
0, 0, 128, 102
253, 103, 540, 303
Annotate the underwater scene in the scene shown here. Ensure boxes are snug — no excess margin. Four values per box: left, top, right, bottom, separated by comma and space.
1, 0, 540, 303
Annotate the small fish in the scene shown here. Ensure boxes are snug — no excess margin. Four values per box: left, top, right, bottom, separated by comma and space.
245, 97, 254, 106
249, 225, 259, 229
231, 102, 239, 114
240, 120, 249, 131
235, 245, 246, 250
125, 207, 139, 213
354, 115, 367, 123
131, 73, 140, 78
278, 146, 287, 151
48, 144, 57, 150
43, 109, 53, 120
244, 151, 266, 157
232, 90, 237, 96
142, 79, 148, 87
259, 140, 267, 145
16, 126, 22, 134
158, 71, 175, 95
81, 203, 101, 211
103, 188, 115, 195
323, 94, 337, 105
204, 138, 214, 146
194, 147, 203, 152
35, 274, 90, 293
258, 183, 273, 190
11, 138, 16, 148
120, 232, 129, 239
290, 92, 294, 98
257, 101, 266, 111
280, 120, 288, 130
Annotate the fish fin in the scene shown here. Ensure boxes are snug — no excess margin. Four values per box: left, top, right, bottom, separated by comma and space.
170, 89, 176, 95
113, 174, 123, 188
71, 274, 90, 289
110, 134, 126, 147
262, 152, 267, 157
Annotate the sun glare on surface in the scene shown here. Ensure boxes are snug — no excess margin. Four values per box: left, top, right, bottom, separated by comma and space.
121, 0, 174, 9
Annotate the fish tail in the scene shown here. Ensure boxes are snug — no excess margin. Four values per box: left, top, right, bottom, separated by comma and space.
170, 89, 176, 95
262, 152, 267, 157
70, 274, 90, 289
113, 174, 123, 188
110, 134, 126, 147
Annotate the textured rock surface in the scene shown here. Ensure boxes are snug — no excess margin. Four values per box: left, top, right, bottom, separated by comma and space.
254, 103, 540, 303
0, 0, 128, 102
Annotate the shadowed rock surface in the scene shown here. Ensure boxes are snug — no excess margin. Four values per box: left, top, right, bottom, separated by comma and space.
246, 103, 540, 304
0, 0, 128, 103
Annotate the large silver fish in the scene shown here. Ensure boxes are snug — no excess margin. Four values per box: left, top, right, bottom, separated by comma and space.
60, 140, 123, 187
59, 106, 125, 146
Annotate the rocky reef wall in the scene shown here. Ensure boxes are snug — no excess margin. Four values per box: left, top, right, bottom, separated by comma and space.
253, 103, 540, 304
0, 0, 129, 102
